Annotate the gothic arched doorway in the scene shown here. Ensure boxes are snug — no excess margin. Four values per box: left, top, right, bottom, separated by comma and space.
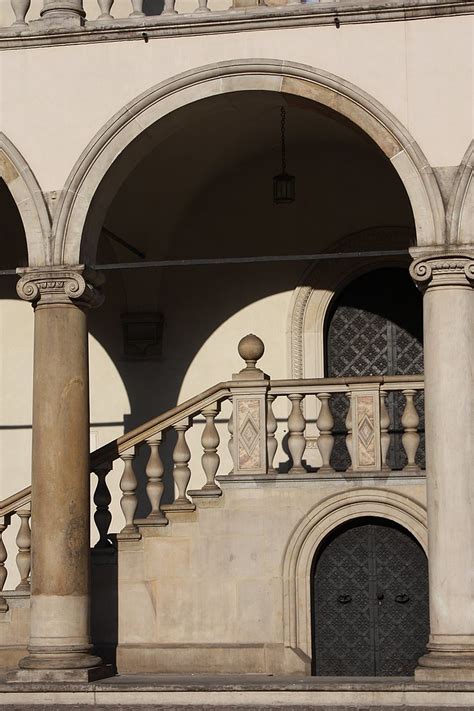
311, 517, 429, 676
325, 266, 424, 470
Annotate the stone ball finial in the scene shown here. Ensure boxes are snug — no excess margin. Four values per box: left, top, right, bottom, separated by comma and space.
238, 334, 265, 369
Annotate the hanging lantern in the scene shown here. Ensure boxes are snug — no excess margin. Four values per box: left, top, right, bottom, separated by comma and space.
273, 106, 295, 204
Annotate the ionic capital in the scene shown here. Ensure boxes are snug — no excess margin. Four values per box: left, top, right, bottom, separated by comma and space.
409, 251, 474, 292
16, 265, 104, 309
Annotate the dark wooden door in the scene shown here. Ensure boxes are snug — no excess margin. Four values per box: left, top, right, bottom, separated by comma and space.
312, 518, 429, 676
326, 267, 424, 470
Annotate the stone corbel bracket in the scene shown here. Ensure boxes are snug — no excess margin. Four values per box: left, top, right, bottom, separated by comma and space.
409, 250, 474, 292
16, 265, 105, 309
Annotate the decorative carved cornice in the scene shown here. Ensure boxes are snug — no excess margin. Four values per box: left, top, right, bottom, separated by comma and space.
291, 285, 312, 379
409, 252, 474, 292
16, 265, 104, 309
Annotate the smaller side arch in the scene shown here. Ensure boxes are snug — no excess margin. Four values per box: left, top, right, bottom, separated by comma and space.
282, 487, 427, 660
286, 227, 414, 380
0, 133, 51, 266
447, 141, 474, 245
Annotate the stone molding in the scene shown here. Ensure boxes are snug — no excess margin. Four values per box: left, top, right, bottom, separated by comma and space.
0, 0, 472, 49
0, 133, 51, 266
410, 251, 474, 291
446, 141, 474, 244
16, 265, 104, 309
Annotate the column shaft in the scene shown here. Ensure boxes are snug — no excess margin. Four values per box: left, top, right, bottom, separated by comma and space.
10, 266, 107, 682
411, 251, 474, 681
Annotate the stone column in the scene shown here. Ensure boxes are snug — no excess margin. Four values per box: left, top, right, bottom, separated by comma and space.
40, 0, 84, 23
410, 249, 474, 681
11, 266, 108, 682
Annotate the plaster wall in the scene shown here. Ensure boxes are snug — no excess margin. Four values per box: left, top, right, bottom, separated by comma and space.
0, 15, 472, 196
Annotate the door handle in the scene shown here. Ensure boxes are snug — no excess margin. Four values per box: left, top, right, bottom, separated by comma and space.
395, 593, 410, 604
337, 594, 352, 604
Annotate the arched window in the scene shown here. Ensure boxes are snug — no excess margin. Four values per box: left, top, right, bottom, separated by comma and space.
325, 267, 424, 470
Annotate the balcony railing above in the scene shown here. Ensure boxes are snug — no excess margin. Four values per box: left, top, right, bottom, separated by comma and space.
2, 0, 468, 40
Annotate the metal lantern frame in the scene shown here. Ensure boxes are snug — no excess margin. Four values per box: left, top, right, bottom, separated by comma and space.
273, 106, 295, 204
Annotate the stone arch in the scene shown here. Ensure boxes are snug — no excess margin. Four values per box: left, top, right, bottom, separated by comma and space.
282, 487, 427, 660
286, 226, 414, 379
0, 133, 51, 266
447, 141, 474, 245
53, 60, 445, 266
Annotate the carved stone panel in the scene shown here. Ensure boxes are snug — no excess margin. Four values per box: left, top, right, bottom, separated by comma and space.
232, 395, 267, 474
351, 390, 381, 472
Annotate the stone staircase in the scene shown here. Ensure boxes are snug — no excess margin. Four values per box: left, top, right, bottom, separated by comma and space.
0, 336, 433, 700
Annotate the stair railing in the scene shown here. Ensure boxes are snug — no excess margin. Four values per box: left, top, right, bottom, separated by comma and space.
0, 334, 425, 602
0, 487, 32, 612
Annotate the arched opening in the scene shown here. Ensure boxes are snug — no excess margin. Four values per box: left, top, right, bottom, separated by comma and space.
311, 516, 429, 676
73, 88, 423, 495
325, 266, 424, 471
0, 177, 31, 502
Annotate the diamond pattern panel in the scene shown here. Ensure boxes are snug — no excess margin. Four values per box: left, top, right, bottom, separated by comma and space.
313, 519, 429, 676
374, 523, 429, 675
313, 523, 373, 675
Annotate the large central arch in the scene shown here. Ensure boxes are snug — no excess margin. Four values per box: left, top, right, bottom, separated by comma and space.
53, 59, 445, 266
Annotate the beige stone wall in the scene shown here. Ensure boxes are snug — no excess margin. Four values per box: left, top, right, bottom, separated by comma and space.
0, 16, 472, 197
117, 479, 427, 674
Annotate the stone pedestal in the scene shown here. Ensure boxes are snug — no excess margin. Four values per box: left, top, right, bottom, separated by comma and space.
410, 250, 474, 681
10, 266, 110, 682
40, 0, 84, 24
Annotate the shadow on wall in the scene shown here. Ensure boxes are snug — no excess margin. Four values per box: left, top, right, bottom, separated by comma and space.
91, 541, 118, 669
144, 0, 165, 13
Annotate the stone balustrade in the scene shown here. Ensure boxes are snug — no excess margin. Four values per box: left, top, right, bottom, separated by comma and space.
2, 0, 453, 35
0, 490, 31, 612
5, 0, 308, 29
0, 334, 425, 601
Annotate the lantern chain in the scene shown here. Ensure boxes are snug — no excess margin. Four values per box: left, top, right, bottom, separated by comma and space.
280, 106, 287, 174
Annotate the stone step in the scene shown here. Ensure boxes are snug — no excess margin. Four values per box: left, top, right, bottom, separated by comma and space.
0, 705, 470, 710
1, 675, 474, 709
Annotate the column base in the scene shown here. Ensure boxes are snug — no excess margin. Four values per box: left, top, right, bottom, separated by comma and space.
7, 664, 115, 683
416, 649, 474, 682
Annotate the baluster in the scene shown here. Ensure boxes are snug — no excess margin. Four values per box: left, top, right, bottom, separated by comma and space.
168, 418, 195, 510
380, 390, 391, 471
11, 0, 30, 26
163, 0, 177, 14
144, 433, 168, 522
401, 389, 420, 471
266, 394, 278, 474
194, 0, 210, 12
119, 447, 139, 535
287, 393, 306, 473
227, 397, 235, 473
129, 0, 145, 16
97, 0, 114, 19
345, 393, 353, 472
15, 509, 31, 591
93, 463, 114, 550
316, 392, 334, 473
200, 404, 222, 494
0, 521, 8, 612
